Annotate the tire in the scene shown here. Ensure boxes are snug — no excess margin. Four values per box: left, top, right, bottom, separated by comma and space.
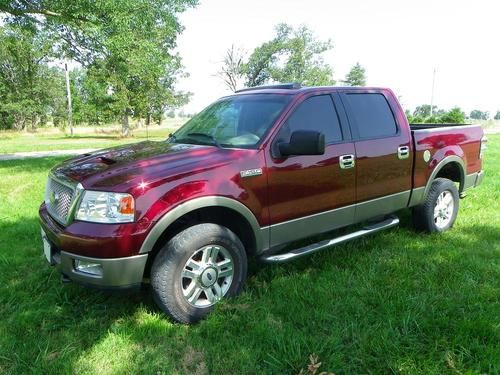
412, 178, 459, 233
151, 223, 247, 324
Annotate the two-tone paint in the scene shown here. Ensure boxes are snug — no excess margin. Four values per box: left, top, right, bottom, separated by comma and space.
39, 86, 485, 288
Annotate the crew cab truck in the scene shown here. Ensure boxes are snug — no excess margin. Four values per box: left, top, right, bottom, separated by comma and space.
39, 84, 486, 323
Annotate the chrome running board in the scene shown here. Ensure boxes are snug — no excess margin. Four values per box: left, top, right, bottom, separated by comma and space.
261, 216, 399, 263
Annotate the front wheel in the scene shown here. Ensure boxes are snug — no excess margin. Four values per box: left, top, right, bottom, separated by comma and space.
151, 223, 247, 323
412, 178, 459, 233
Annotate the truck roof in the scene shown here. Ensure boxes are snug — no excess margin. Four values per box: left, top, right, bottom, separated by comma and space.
233, 83, 389, 96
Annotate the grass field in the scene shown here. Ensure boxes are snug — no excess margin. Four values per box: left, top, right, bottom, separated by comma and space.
0, 120, 184, 154
0, 136, 498, 374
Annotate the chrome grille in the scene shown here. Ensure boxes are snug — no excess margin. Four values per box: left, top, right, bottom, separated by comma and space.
45, 177, 76, 225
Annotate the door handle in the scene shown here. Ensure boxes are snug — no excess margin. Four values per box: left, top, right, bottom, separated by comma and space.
339, 154, 355, 169
398, 146, 410, 159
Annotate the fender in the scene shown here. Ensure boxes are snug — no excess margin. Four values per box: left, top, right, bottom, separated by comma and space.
424, 155, 465, 197
139, 196, 267, 254
409, 155, 465, 207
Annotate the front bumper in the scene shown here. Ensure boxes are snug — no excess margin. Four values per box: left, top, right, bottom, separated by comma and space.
40, 203, 149, 289
58, 251, 148, 289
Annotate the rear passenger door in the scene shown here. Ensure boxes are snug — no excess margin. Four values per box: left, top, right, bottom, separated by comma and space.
340, 90, 412, 222
266, 93, 356, 248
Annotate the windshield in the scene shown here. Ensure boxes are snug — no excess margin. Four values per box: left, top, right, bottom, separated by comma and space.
171, 94, 292, 148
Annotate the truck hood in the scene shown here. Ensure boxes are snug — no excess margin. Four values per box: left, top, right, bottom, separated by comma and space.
51, 141, 226, 190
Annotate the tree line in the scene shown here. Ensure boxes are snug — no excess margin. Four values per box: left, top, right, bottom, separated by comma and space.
215, 24, 498, 125
0, 0, 197, 134
1, 2, 496, 134
406, 105, 499, 124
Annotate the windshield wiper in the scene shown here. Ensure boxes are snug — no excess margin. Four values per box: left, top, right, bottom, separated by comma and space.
186, 133, 223, 149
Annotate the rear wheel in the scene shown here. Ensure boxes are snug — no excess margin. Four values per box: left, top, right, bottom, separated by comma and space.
412, 178, 459, 233
151, 223, 247, 323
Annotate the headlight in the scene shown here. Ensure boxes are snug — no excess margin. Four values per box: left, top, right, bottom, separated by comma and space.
75, 191, 135, 223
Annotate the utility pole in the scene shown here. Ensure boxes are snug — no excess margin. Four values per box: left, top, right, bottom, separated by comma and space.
430, 68, 436, 116
64, 62, 73, 136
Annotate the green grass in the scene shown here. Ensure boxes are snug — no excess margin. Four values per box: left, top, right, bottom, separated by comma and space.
0, 120, 184, 154
0, 136, 498, 374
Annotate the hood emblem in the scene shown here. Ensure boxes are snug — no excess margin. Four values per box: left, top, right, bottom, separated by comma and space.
240, 168, 263, 178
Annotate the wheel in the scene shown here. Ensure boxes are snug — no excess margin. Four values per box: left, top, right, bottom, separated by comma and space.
151, 223, 247, 323
412, 178, 459, 233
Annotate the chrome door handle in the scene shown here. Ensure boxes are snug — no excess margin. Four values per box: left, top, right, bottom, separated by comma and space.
339, 154, 355, 169
398, 146, 410, 159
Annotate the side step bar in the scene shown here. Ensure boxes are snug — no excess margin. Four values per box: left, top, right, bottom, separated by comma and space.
260, 216, 399, 263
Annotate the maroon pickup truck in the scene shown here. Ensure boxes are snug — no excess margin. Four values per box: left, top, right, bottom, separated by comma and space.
39, 84, 486, 323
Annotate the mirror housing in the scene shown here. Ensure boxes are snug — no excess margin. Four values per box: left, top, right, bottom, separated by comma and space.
278, 130, 325, 156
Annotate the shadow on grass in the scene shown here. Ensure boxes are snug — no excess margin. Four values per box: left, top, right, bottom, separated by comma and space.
1, 208, 498, 373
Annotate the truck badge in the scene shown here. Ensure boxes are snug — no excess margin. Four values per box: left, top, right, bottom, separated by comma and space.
240, 168, 263, 178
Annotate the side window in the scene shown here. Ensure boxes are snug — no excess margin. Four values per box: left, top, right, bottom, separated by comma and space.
280, 95, 343, 144
344, 93, 398, 138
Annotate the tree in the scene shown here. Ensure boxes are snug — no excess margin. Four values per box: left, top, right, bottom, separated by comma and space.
242, 24, 335, 87
0, 25, 65, 130
1, 0, 197, 135
413, 105, 438, 118
343, 62, 366, 86
217, 45, 245, 92
494, 111, 500, 120
469, 110, 489, 120
439, 107, 465, 124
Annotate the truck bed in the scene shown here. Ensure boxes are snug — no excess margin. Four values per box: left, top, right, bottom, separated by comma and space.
410, 123, 483, 189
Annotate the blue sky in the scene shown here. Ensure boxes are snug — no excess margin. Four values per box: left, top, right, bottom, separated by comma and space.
176, 0, 499, 116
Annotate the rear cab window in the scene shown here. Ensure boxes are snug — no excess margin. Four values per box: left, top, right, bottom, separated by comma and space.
343, 93, 398, 139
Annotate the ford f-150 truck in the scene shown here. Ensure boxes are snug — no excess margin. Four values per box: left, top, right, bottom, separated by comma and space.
39, 84, 486, 323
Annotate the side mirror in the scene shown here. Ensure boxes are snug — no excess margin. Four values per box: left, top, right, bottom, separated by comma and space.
278, 130, 325, 156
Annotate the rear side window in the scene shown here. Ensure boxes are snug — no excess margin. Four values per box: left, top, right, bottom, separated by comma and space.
280, 95, 343, 144
344, 93, 397, 138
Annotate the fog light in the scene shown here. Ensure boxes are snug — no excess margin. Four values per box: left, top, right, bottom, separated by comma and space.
74, 259, 103, 276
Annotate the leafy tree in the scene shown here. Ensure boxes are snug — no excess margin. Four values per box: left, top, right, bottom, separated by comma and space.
494, 111, 500, 120
217, 45, 245, 92
69, 67, 117, 125
439, 107, 465, 124
413, 105, 438, 118
469, 110, 489, 120
0, 25, 65, 130
1, 0, 197, 135
242, 24, 335, 87
407, 105, 465, 124
343, 62, 366, 86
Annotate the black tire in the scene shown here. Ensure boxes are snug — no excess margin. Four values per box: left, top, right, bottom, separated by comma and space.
412, 178, 459, 233
151, 223, 247, 324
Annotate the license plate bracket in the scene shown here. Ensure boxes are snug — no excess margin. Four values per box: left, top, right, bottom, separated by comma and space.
41, 228, 53, 265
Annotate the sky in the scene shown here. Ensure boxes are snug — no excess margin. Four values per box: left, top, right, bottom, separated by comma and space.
175, 0, 499, 116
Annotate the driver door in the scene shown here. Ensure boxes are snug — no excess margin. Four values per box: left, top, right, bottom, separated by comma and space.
265, 93, 356, 248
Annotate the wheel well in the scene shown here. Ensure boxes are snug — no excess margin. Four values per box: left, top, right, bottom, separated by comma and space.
435, 162, 464, 191
144, 206, 257, 277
